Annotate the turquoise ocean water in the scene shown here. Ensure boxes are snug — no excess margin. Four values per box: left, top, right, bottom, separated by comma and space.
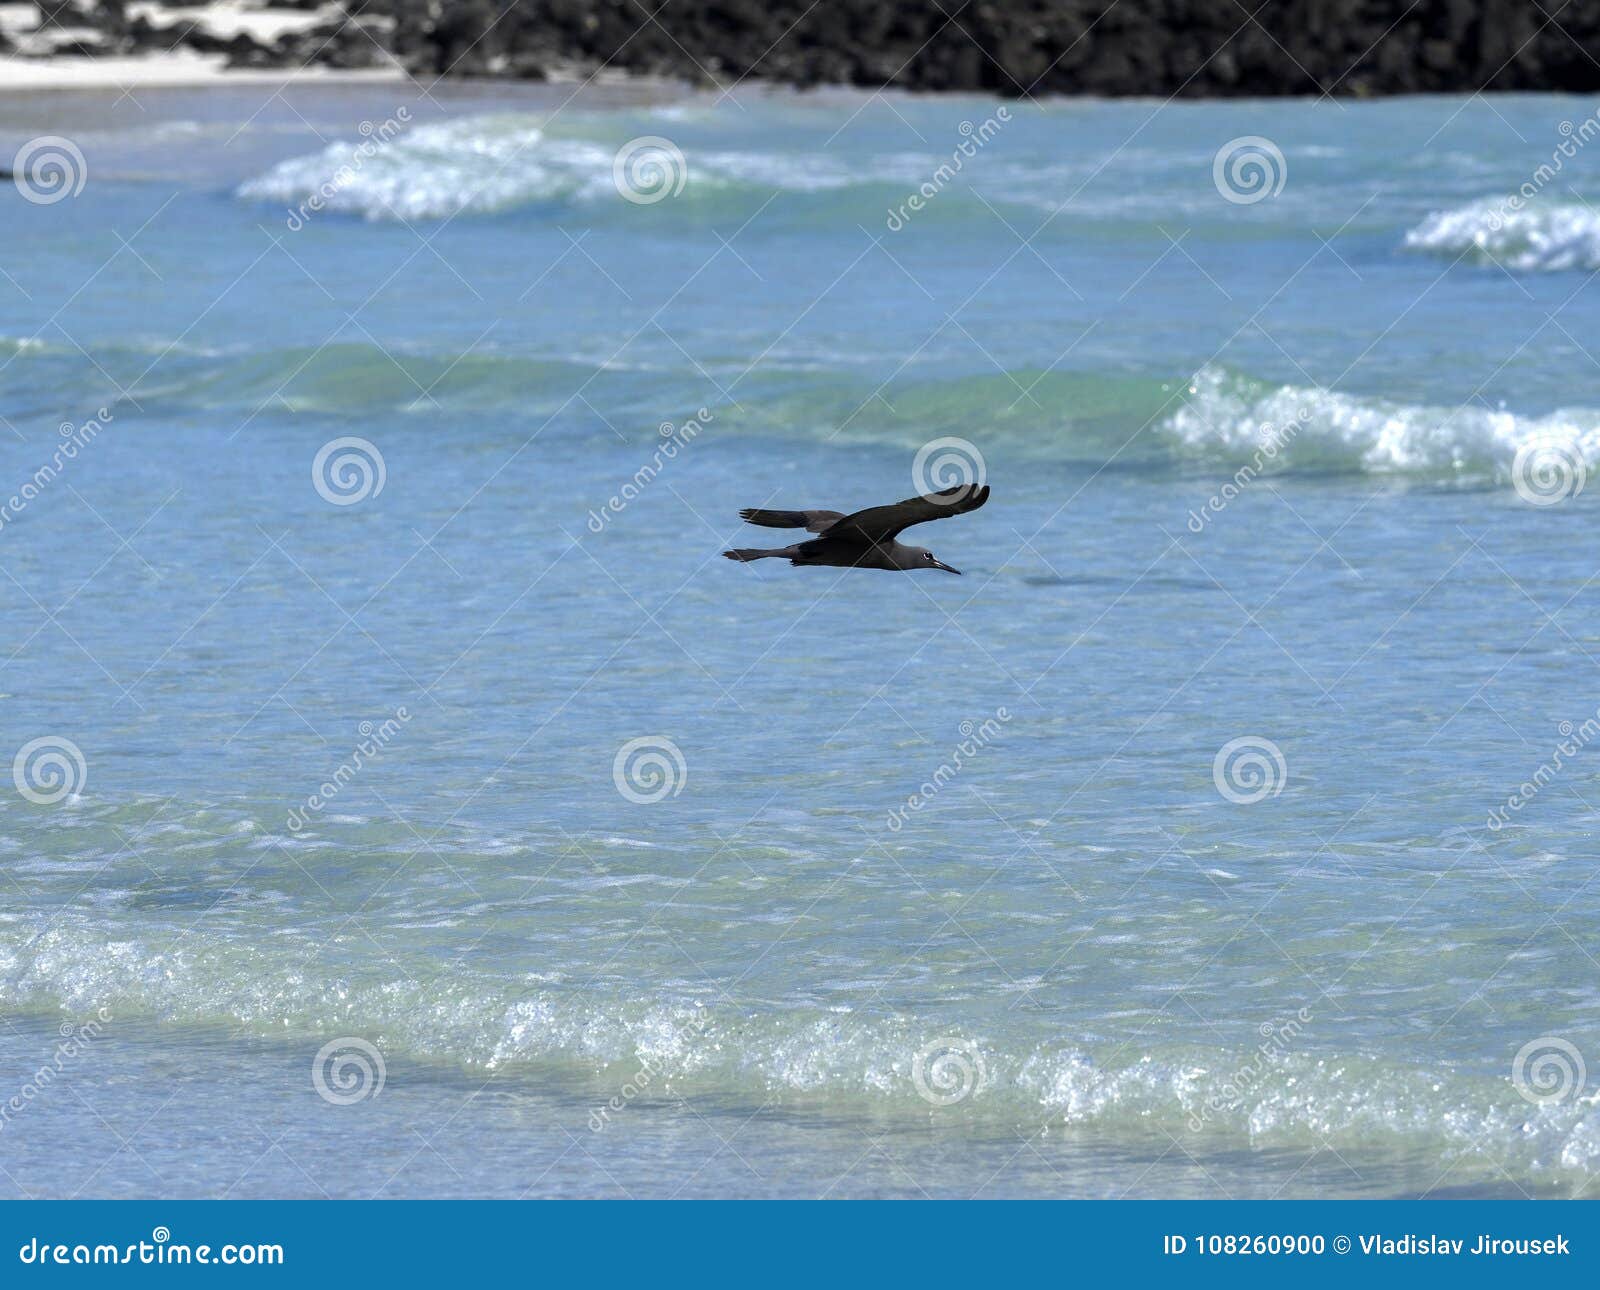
1, 79, 1599, 1197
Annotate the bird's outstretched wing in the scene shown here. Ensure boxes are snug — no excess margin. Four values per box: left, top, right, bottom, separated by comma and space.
739, 507, 845, 533
831, 484, 990, 543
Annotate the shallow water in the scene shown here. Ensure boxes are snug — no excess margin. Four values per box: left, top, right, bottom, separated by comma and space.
1, 79, 1598, 1198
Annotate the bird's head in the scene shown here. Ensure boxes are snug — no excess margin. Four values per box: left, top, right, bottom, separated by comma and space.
907, 546, 961, 575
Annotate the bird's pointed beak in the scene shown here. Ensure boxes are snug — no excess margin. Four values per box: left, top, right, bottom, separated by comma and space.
932, 559, 962, 575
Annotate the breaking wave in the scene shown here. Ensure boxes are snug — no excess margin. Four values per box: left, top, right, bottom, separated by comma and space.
1404, 199, 1600, 272
2, 917, 1595, 1190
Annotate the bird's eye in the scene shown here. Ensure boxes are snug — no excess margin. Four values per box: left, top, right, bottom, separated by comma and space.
925, 552, 934, 562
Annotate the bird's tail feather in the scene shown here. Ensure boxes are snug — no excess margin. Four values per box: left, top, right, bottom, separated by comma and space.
739, 508, 810, 529
722, 547, 787, 562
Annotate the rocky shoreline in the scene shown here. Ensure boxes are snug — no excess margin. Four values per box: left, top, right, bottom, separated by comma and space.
3, 0, 1598, 97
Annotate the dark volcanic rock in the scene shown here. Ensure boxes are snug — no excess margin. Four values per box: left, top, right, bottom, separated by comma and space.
45, 0, 1600, 96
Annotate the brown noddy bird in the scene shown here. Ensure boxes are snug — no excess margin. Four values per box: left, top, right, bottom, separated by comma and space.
722, 483, 989, 574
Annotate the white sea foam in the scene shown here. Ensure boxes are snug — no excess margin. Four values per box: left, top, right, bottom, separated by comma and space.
2, 919, 1596, 1188
236, 114, 1024, 221
1165, 364, 1600, 482
237, 117, 619, 221
1404, 199, 1600, 271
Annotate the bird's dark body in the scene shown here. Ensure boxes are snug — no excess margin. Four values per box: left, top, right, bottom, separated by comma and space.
723, 484, 988, 575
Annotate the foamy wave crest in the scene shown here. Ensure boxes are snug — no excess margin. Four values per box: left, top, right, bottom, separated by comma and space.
1404, 199, 1600, 272
3, 920, 1599, 1189
237, 116, 619, 221
1164, 365, 1600, 484
236, 115, 1009, 222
